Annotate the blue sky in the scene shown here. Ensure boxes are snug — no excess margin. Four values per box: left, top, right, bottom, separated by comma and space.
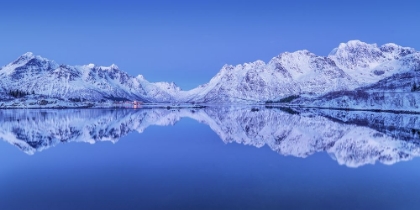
0, 0, 419, 89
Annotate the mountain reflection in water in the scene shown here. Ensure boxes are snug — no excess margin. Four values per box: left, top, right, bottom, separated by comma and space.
1, 106, 419, 168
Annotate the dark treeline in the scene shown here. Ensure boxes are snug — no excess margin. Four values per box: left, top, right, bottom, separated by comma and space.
8, 89, 35, 98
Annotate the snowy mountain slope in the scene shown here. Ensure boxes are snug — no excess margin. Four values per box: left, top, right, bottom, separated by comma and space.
2, 107, 420, 168
0, 53, 181, 102
292, 69, 420, 112
294, 91, 420, 112
181, 40, 419, 103
182, 50, 358, 103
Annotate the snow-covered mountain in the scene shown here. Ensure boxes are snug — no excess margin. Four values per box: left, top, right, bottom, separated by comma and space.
183, 51, 358, 103
183, 40, 420, 103
0, 40, 419, 105
329, 40, 419, 84
0, 52, 181, 103
1, 107, 420, 168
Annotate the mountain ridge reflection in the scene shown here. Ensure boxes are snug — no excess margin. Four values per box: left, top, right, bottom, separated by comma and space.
1, 107, 419, 168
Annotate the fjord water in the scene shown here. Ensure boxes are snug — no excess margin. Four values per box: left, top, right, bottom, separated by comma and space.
0, 108, 420, 210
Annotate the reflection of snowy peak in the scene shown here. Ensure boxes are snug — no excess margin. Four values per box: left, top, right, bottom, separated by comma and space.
0, 109, 181, 155
1, 108, 419, 168
198, 107, 420, 167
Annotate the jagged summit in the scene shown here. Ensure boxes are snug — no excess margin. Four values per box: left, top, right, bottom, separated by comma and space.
12, 52, 52, 64
83, 63, 119, 71
9, 52, 36, 65
0, 52, 58, 78
328, 40, 416, 62
330, 40, 375, 52
21, 52, 35, 58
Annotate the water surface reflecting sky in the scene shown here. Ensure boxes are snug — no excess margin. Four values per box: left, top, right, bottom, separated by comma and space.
1, 107, 420, 210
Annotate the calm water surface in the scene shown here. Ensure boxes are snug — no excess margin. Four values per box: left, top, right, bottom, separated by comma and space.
0, 107, 420, 210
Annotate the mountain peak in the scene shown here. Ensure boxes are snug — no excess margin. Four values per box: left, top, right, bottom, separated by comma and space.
100, 64, 119, 70
342, 40, 370, 47
22, 52, 35, 58
84, 63, 119, 71
4, 52, 58, 73
329, 40, 416, 58
110, 64, 118, 69
18, 52, 50, 61
99, 64, 120, 71
327, 40, 386, 71
379, 43, 416, 57
11, 52, 36, 65
329, 40, 377, 56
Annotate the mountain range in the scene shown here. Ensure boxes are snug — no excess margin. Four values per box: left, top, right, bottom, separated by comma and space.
0, 40, 419, 108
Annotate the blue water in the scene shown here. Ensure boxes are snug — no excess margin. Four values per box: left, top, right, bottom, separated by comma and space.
0, 108, 420, 210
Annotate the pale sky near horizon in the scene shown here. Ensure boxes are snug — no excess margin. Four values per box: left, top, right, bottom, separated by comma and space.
1, 0, 419, 89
